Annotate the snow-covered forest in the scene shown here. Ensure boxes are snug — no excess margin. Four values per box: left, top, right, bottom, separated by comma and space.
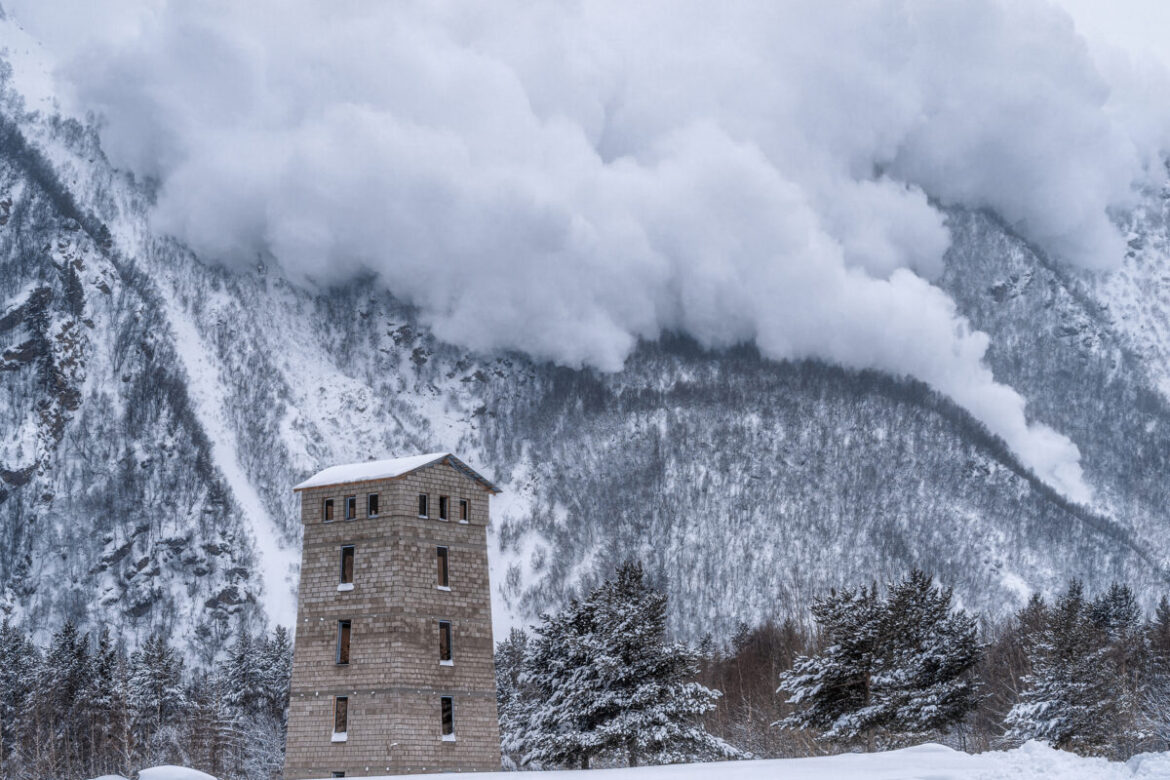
5, 566, 1168, 779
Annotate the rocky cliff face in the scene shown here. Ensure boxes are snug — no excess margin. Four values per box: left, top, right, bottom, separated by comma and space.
1, 43, 1169, 657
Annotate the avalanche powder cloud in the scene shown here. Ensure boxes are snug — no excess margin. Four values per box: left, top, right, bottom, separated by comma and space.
11, 0, 1170, 502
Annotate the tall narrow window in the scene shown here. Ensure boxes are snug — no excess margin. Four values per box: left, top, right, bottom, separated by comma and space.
323, 498, 335, 522
436, 546, 449, 589
418, 494, 428, 518
440, 696, 455, 739
459, 499, 469, 523
438, 620, 452, 664
339, 546, 355, 587
439, 496, 449, 520
345, 496, 356, 520
333, 696, 348, 740
337, 620, 351, 665
367, 493, 379, 517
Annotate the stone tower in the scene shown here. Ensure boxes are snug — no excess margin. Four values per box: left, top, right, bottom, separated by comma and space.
283, 453, 502, 778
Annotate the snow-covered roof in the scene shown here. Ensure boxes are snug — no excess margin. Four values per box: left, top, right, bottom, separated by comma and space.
293, 452, 500, 493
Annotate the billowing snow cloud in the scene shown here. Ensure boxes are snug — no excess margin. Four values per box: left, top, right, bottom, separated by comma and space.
10, 0, 1170, 502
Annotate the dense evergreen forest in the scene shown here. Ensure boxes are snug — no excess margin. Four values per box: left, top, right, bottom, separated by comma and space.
3, 568, 1169, 779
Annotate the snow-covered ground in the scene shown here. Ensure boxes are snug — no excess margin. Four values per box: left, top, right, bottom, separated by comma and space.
105, 743, 1170, 780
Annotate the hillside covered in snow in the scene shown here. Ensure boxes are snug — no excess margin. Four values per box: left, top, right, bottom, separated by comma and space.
2, 3, 1170, 659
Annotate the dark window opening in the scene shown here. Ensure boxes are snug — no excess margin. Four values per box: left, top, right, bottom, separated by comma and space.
334, 696, 348, 734
439, 620, 452, 662
345, 496, 356, 520
441, 696, 454, 737
323, 498, 335, 522
340, 546, 355, 585
459, 499, 469, 522
439, 495, 449, 520
367, 493, 379, 517
337, 620, 351, 665
332, 773, 345, 778
436, 546, 449, 588
418, 494, 428, 518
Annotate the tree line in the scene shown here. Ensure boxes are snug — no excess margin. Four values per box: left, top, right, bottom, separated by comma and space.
499, 564, 1170, 768
0, 620, 291, 780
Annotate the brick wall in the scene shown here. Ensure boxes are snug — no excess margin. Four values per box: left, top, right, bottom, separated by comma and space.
283, 460, 502, 778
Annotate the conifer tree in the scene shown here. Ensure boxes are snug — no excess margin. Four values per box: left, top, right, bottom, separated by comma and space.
520, 562, 737, 768
779, 570, 980, 750
520, 599, 599, 768
129, 633, 189, 764
582, 562, 740, 766
495, 627, 533, 769
0, 618, 37, 776
1004, 580, 1116, 754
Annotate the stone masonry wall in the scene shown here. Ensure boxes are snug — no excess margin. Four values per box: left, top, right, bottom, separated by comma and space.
283, 460, 501, 778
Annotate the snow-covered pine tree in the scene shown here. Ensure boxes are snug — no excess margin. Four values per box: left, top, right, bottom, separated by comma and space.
495, 627, 532, 769
239, 627, 294, 780
0, 618, 38, 777
129, 632, 189, 765
579, 561, 740, 766
879, 570, 981, 739
518, 598, 599, 768
1003, 580, 1116, 755
778, 570, 980, 750
1144, 596, 1170, 749
86, 627, 132, 777
777, 582, 884, 749
519, 562, 737, 768
33, 620, 92, 775
1090, 583, 1149, 758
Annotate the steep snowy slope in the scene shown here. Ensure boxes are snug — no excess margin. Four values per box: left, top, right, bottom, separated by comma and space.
2, 33, 1170, 654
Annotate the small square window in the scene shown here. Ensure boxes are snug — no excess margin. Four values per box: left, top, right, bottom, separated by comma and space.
439, 620, 453, 663
344, 496, 356, 520
334, 696, 348, 736
339, 546, 355, 586
337, 620, 351, 665
439, 496, 449, 520
367, 493, 379, 517
440, 695, 455, 738
323, 498, 335, 523
459, 499, 469, 523
418, 494, 428, 518
436, 546, 449, 589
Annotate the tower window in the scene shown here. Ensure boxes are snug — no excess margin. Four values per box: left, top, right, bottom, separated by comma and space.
339, 546, 355, 586
440, 696, 455, 739
436, 546, 449, 589
459, 499, 469, 523
439, 496, 449, 520
439, 620, 453, 663
337, 620, 351, 665
367, 493, 379, 517
344, 496, 356, 520
333, 696, 348, 739
323, 498, 335, 523
418, 494, 428, 518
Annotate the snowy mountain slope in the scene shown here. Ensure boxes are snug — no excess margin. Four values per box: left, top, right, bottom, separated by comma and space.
2, 36, 1170, 653
0, 109, 264, 654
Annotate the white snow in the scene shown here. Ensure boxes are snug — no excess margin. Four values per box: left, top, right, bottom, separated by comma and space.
124, 743, 1170, 780
137, 768, 218, 780
294, 452, 451, 490
294, 451, 497, 491
155, 279, 298, 628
